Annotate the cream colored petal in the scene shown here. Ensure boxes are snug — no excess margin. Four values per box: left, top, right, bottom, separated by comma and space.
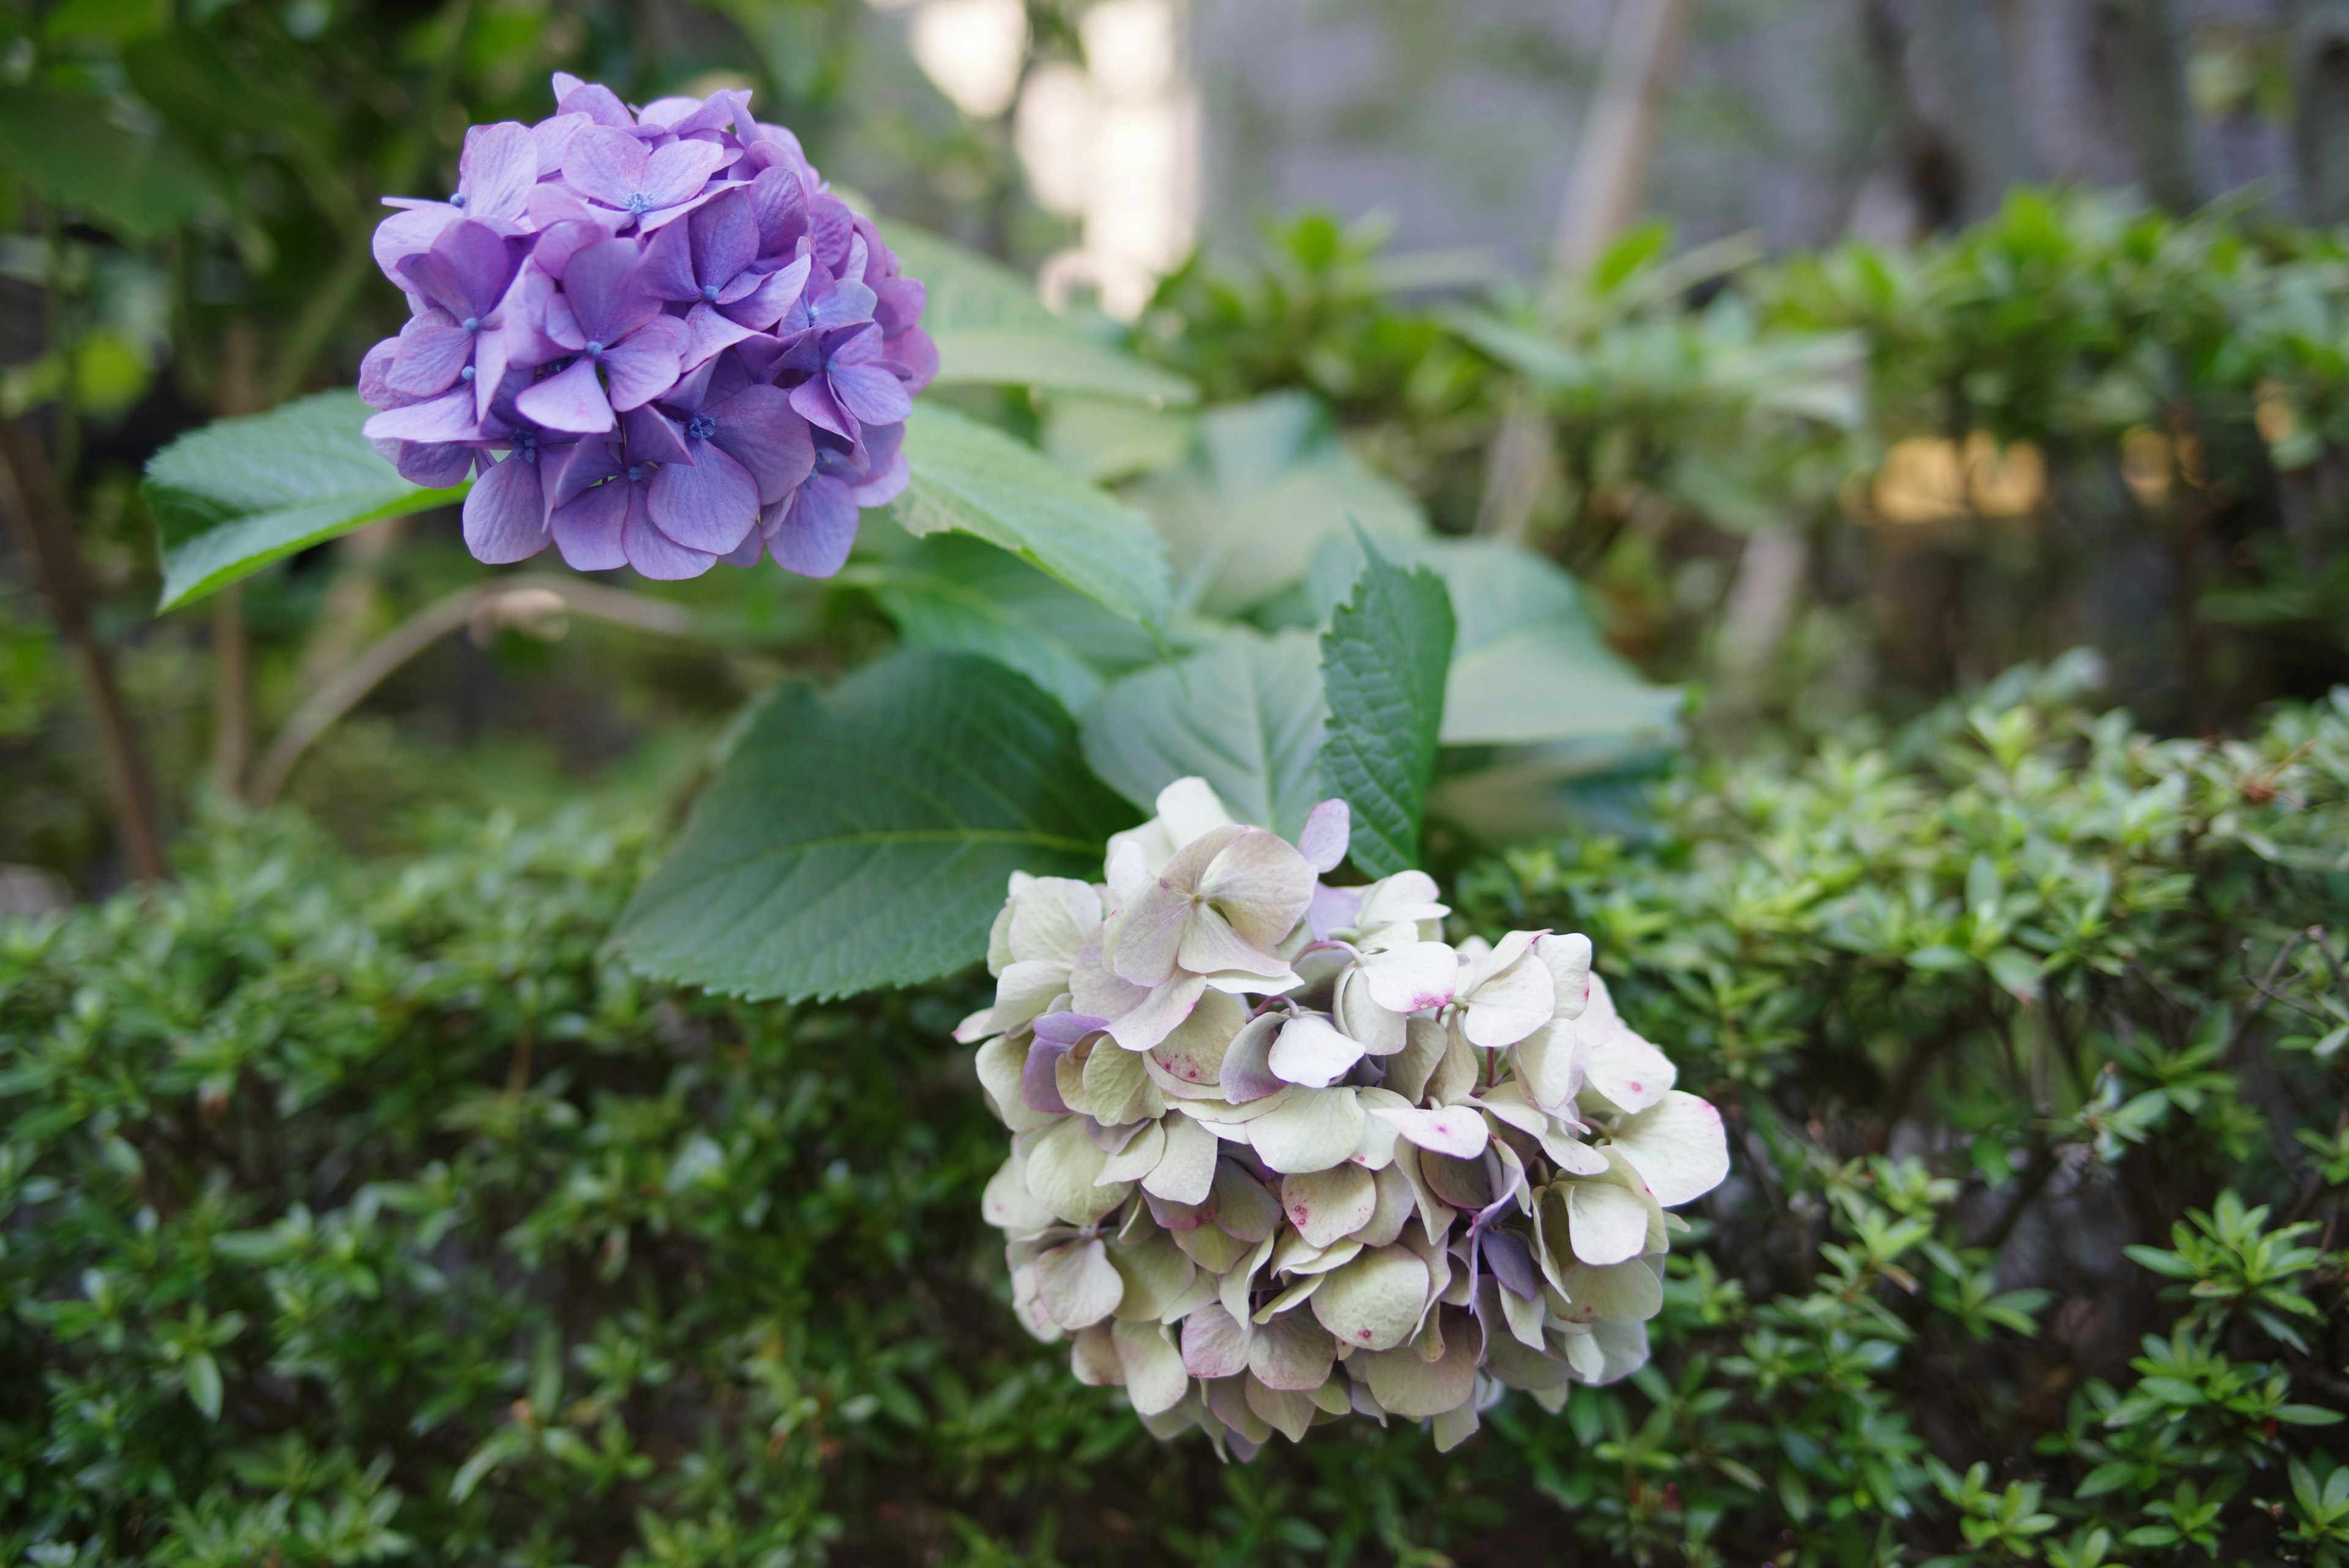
1197, 828, 1316, 948
1112, 1318, 1189, 1414
1248, 1313, 1337, 1392
1431, 1399, 1479, 1452
1149, 987, 1246, 1088
1461, 954, 1554, 1049
1334, 970, 1409, 1056
1425, 1019, 1480, 1105
1171, 1220, 1249, 1273
1552, 1256, 1664, 1325
1212, 1160, 1283, 1244
975, 1034, 1055, 1134
1534, 932, 1592, 1020
1143, 1111, 1217, 1203
1565, 1178, 1652, 1267
1083, 1036, 1152, 1126
1036, 1237, 1125, 1329
1155, 776, 1236, 848
1267, 1013, 1365, 1089
1354, 870, 1447, 932
1024, 1116, 1131, 1225
1247, 1086, 1367, 1175
1070, 927, 1147, 1019
986, 882, 1024, 974
1356, 1162, 1416, 1248
1179, 1301, 1252, 1378
1363, 1313, 1476, 1418
1309, 1244, 1429, 1353
1514, 1017, 1584, 1112
1098, 1118, 1167, 1185
1244, 1376, 1317, 1443
1177, 902, 1293, 980
1008, 876, 1102, 968
1069, 1321, 1122, 1384
1105, 974, 1208, 1052
1253, 1274, 1324, 1321
1372, 1104, 1490, 1161
1561, 1318, 1652, 1385
1348, 1086, 1406, 1169
1281, 1164, 1377, 1249
1387, 1015, 1449, 1103
982, 1153, 1058, 1235
1359, 940, 1458, 1014
1609, 1090, 1728, 1208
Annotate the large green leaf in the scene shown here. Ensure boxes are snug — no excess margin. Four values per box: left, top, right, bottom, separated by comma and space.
612, 650, 1135, 1001
880, 223, 1196, 405
895, 403, 1173, 626
1309, 535, 1680, 746
0, 85, 213, 241
865, 534, 1165, 713
1134, 392, 1426, 617
144, 391, 467, 611
1080, 628, 1327, 840
1317, 540, 1455, 877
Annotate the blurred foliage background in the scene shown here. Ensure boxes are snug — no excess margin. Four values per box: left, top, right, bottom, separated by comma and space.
3, 0, 2349, 1563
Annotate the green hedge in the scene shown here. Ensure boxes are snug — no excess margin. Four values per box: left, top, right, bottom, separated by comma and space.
4, 666, 2347, 1566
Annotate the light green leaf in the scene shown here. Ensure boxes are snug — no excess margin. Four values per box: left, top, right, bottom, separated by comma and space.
865, 534, 1165, 713
1318, 536, 1453, 875
144, 390, 467, 611
894, 403, 1173, 626
612, 650, 1135, 1002
880, 222, 1196, 404
184, 1349, 222, 1421
1080, 627, 1327, 840
1137, 392, 1427, 617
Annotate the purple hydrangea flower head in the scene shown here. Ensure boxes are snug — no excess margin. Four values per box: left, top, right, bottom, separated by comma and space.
357, 75, 930, 582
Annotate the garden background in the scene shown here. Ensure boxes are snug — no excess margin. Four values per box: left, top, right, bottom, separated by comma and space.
2, 1, 2348, 1564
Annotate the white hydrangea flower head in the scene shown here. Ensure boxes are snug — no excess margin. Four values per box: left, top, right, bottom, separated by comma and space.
962, 778, 1731, 1457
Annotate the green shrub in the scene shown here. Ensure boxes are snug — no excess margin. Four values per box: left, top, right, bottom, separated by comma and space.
6, 666, 2346, 1566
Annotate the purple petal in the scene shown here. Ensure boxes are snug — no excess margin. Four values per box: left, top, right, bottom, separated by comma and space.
1481, 1228, 1538, 1299
550, 479, 629, 570
472, 329, 513, 424
806, 193, 855, 269
748, 165, 807, 256
363, 387, 480, 443
788, 377, 855, 442
689, 188, 758, 287
847, 444, 909, 508
719, 255, 810, 331
647, 441, 759, 554
456, 122, 537, 220
809, 277, 878, 332
524, 185, 626, 241
872, 275, 925, 336
552, 75, 636, 128
515, 358, 615, 435
637, 218, 702, 302
829, 362, 912, 428
386, 319, 472, 398
716, 531, 766, 568
624, 503, 717, 580
601, 316, 686, 412
635, 95, 707, 129
1022, 1036, 1075, 1113
622, 405, 694, 467
681, 302, 759, 373
371, 204, 458, 291
462, 451, 552, 564
563, 125, 651, 210
705, 384, 814, 503
562, 239, 659, 347
357, 336, 401, 408
546, 438, 624, 510
885, 327, 939, 396
530, 112, 591, 175
392, 440, 474, 488
637, 139, 729, 209
765, 475, 859, 578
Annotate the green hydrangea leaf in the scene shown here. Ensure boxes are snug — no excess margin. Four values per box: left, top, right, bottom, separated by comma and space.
1317, 536, 1453, 876
895, 404, 1173, 627
143, 390, 466, 611
1079, 626, 1327, 840
612, 649, 1135, 1001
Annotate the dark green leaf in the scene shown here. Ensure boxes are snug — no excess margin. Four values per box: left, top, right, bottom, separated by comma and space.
144, 391, 467, 611
1080, 628, 1326, 839
894, 403, 1173, 627
1317, 537, 1453, 876
612, 650, 1134, 1001
0, 85, 213, 240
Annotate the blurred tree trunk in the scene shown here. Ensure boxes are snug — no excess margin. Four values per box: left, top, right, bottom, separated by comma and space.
2101, 0, 2202, 211
2293, 0, 2349, 221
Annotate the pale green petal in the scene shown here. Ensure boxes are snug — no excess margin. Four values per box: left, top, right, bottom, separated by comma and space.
1008, 875, 1102, 968
1553, 1256, 1664, 1324
1244, 1375, 1318, 1443
1371, 1104, 1490, 1161
1109, 1230, 1197, 1320
1069, 1321, 1123, 1384
1025, 1116, 1131, 1225
1310, 1244, 1430, 1353
982, 1153, 1058, 1235
1253, 1274, 1324, 1321
1083, 1037, 1152, 1125
1566, 1178, 1652, 1266
1387, 1016, 1449, 1103
1098, 1118, 1167, 1184
1247, 1086, 1366, 1174
1267, 1014, 1365, 1090
1205, 1374, 1272, 1444
1281, 1164, 1377, 1249
1609, 1090, 1730, 1208
1357, 1163, 1416, 1248
1036, 1237, 1126, 1329
1431, 1397, 1480, 1452
1143, 1110, 1218, 1203
1180, 1302, 1252, 1379
1112, 1318, 1190, 1414
1171, 1219, 1249, 1273
1363, 1312, 1477, 1418
1212, 1160, 1283, 1243
1149, 987, 1247, 1088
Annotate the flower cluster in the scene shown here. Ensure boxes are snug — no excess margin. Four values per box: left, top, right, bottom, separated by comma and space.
962, 779, 1730, 1455
359, 74, 933, 581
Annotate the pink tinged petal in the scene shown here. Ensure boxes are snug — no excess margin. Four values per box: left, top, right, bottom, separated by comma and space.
705, 384, 813, 503
1266, 1014, 1364, 1090
362, 387, 479, 442
516, 358, 615, 434
1104, 974, 1206, 1053
1359, 942, 1458, 1014
720, 255, 811, 329
1461, 959, 1554, 1049
599, 316, 686, 412
1578, 974, 1675, 1113
562, 125, 651, 208
1298, 799, 1351, 874
623, 503, 716, 580
681, 302, 759, 371
461, 453, 551, 564
550, 480, 629, 570
828, 361, 913, 427
787, 376, 855, 441
1307, 884, 1362, 943
562, 239, 660, 345
385, 321, 473, 398
1370, 1105, 1490, 1161
637, 139, 729, 209
1179, 1303, 1251, 1380
457, 122, 538, 220
1174, 905, 1290, 980
647, 440, 759, 554
763, 476, 859, 578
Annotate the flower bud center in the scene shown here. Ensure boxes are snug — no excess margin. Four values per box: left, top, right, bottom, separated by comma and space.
449, 192, 467, 208
700, 283, 721, 303
584, 341, 604, 359
513, 433, 538, 464
458, 365, 476, 381
626, 463, 652, 483
461, 317, 480, 333
686, 415, 717, 440
626, 193, 653, 216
